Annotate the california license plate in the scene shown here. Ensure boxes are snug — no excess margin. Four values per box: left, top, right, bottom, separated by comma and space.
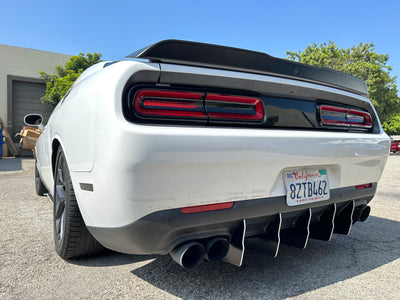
284, 168, 330, 206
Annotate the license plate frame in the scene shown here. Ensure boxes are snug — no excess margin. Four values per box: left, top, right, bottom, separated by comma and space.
284, 168, 330, 206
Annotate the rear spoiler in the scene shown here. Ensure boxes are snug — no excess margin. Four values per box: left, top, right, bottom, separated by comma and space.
127, 40, 368, 97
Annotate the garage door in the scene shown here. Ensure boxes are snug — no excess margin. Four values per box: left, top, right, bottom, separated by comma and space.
12, 81, 53, 141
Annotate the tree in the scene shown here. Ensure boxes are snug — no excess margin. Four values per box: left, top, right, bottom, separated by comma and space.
382, 114, 400, 136
286, 42, 400, 134
40, 53, 102, 107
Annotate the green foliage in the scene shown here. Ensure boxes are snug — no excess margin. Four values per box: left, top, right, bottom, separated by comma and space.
382, 114, 400, 136
287, 42, 400, 133
40, 53, 102, 106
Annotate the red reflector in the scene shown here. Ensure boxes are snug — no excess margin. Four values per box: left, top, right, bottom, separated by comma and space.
206, 94, 264, 121
134, 90, 207, 118
180, 202, 234, 214
355, 183, 372, 190
320, 105, 372, 129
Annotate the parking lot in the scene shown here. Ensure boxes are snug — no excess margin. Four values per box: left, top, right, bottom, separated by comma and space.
1, 155, 399, 299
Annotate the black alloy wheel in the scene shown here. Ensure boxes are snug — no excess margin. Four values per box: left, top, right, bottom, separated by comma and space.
53, 147, 103, 259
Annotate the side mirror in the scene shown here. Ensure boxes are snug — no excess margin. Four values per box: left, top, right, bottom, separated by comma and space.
24, 114, 44, 131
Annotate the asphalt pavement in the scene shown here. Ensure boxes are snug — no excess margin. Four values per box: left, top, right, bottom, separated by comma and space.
1, 155, 399, 299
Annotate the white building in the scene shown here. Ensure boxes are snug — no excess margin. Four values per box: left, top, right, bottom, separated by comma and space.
0, 45, 71, 139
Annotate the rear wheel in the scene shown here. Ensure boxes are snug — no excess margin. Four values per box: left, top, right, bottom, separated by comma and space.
35, 162, 48, 196
53, 147, 103, 258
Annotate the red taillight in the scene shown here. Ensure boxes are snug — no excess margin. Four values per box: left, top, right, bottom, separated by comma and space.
347, 109, 372, 128
355, 183, 372, 190
320, 105, 348, 126
180, 202, 234, 214
133, 89, 265, 122
320, 105, 372, 129
134, 90, 206, 118
391, 142, 400, 151
206, 94, 265, 121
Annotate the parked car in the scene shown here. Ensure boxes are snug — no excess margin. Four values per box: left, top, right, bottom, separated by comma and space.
28, 40, 390, 268
390, 137, 400, 153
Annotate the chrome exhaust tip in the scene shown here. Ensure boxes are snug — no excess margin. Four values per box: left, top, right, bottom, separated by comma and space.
170, 242, 206, 269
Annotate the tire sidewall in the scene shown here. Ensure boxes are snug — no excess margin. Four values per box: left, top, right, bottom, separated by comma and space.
53, 148, 73, 256
35, 160, 46, 195
34, 163, 40, 194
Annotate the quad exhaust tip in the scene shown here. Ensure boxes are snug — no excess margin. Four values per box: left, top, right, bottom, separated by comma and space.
353, 205, 371, 223
170, 241, 206, 269
205, 237, 230, 263
170, 237, 230, 268
359, 205, 371, 222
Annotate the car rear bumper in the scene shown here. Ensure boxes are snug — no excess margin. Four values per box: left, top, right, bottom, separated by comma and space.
70, 123, 389, 228
70, 123, 390, 230
87, 184, 376, 255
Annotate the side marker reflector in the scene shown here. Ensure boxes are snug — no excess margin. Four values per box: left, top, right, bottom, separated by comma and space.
355, 183, 372, 190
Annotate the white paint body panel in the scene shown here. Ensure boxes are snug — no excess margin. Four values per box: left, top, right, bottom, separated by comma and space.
35, 60, 390, 228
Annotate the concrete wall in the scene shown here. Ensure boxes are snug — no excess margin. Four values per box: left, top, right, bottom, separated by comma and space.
0, 44, 72, 127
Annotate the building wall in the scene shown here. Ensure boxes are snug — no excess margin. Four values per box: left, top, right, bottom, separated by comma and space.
0, 44, 72, 129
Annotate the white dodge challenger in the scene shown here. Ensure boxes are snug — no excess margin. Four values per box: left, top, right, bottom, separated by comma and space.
29, 40, 390, 268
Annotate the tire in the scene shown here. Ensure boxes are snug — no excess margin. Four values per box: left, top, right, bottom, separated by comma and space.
53, 147, 104, 259
35, 162, 48, 196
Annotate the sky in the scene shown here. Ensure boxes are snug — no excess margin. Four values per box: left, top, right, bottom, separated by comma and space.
1, 0, 400, 86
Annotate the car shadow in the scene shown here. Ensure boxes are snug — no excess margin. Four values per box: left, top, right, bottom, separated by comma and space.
66, 249, 160, 267
0, 158, 22, 172
130, 215, 400, 299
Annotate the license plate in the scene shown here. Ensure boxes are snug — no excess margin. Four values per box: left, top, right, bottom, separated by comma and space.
284, 168, 330, 206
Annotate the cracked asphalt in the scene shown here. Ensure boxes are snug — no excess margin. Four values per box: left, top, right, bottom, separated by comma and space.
1, 155, 399, 299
